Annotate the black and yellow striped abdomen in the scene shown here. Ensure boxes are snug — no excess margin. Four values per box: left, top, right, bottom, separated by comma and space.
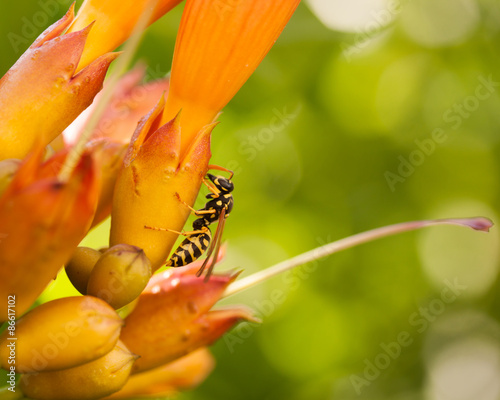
165, 229, 212, 267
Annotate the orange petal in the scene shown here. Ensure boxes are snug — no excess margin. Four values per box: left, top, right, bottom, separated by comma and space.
68, 0, 183, 71
104, 348, 214, 399
0, 148, 100, 320
0, 6, 118, 160
120, 271, 238, 373
162, 0, 301, 154
64, 66, 170, 146
110, 111, 212, 270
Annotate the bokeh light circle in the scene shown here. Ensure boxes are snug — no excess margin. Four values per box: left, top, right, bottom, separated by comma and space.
417, 200, 499, 299
307, 0, 396, 33
400, 0, 480, 48
425, 337, 500, 400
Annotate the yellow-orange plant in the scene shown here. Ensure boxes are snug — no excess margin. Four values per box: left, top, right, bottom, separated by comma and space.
0, 1, 492, 399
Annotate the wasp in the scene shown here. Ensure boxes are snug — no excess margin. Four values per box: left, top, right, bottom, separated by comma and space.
146, 165, 234, 280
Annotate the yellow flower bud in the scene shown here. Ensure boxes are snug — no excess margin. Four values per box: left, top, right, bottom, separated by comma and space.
20, 341, 136, 400
65, 247, 102, 295
87, 244, 152, 309
105, 348, 214, 399
0, 296, 123, 373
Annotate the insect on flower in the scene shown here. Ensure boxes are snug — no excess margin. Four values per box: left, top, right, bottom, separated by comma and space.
146, 165, 234, 280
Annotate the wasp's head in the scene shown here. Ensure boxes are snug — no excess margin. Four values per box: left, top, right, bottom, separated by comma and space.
207, 173, 234, 193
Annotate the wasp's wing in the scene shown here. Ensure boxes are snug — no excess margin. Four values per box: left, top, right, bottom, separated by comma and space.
197, 207, 226, 281
204, 216, 226, 281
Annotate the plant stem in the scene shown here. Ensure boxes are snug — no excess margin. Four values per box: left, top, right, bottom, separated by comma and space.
223, 217, 493, 298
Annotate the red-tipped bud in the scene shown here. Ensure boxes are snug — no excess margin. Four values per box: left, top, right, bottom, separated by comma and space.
120, 270, 252, 373
0, 5, 119, 160
0, 147, 100, 320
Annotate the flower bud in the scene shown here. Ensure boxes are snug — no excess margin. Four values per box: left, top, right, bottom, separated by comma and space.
105, 348, 214, 399
65, 246, 102, 294
0, 296, 123, 373
121, 271, 254, 373
87, 244, 152, 309
0, 147, 100, 320
0, 5, 118, 160
20, 341, 136, 400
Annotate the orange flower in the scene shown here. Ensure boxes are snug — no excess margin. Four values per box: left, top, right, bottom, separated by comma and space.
0, 5, 118, 160
162, 0, 301, 155
0, 146, 100, 320
120, 266, 255, 373
110, 99, 213, 270
67, 0, 183, 71
110, 0, 300, 270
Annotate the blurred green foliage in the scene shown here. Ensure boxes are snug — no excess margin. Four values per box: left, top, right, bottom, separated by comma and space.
1, 1, 500, 399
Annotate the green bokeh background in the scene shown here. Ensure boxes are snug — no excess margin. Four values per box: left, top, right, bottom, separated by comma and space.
1, 1, 500, 399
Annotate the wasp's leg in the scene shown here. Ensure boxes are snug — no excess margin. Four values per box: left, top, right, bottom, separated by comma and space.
197, 208, 226, 281
202, 178, 220, 196
173, 192, 199, 213
174, 192, 216, 216
144, 225, 209, 236
144, 225, 184, 234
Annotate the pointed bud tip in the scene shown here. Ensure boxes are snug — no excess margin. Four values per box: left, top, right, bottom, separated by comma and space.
447, 217, 494, 232
465, 217, 494, 232
202, 269, 241, 285
229, 269, 244, 282
71, 19, 94, 42
31, 2, 76, 48
162, 109, 182, 133
209, 305, 259, 324
199, 121, 219, 135
236, 307, 261, 324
